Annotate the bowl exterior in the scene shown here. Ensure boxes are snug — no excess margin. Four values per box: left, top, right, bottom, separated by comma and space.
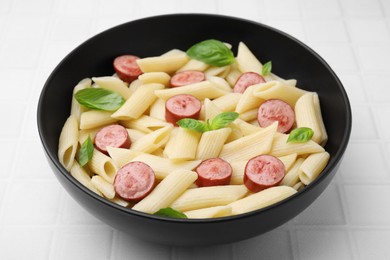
38, 14, 351, 246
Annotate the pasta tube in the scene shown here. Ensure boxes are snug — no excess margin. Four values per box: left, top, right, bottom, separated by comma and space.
92, 76, 131, 99
58, 115, 79, 171
184, 205, 232, 219
70, 161, 102, 196
299, 152, 330, 185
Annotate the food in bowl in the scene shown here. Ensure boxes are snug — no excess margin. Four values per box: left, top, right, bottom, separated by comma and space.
57, 39, 330, 219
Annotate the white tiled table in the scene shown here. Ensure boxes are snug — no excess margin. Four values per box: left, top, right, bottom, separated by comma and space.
1, 0, 390, 259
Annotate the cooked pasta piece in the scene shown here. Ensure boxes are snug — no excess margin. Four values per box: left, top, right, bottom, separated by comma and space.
220, 122, 277, 162
170, 185, 248, 212
88, 148, 118, 184
235, 85, 264, 114
270, 133, 325, 157
125, 128, 146, 143
161, 48, 186, 57
226, 67, 242, 87
207, 76, 232, 92
280, 158, 305, 187
205, 65, 231, 78
70, 78, 91, 123
78, 127, 101, 144
92, 76, 131, 99
212, 92, 241, 112
293, 182, 305, 191
299, 152, 330, 185
138, 72, 171, 86
136, 52, 189, 74
229, 186, 297, 215
91, 175, 115, 199
239, 108, 258, 122
111, 83, 164, 120
110, 196, 130, 207
154, 80, 229, 101
128, 79, 142, 94
106, 147, 142, 168
58, 115, 79, 171
278, 153, 298, 172
204, 98, 223, 120
252, 81, 307, 108
132, 169, 198, 214
196, 127, 232, 160
295, 92, 328, 146
120, 115, 170, 134
177, 59, 209, 72
234, 118, 262, 136
149, 98, 166, 121
236, 41, 263, 73
130, 153, 200, 179
163, 127, 201, 161
79, 110, 117, 130
184, 205, 232, 219
70, 161, 102, 196
131, 125, 173, 154
230, 161, 247, 185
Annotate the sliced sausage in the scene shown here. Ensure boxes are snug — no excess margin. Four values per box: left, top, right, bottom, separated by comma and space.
195, 158, 232, 187
165, 94, 201, 126
170, 70, 205, 87
233, 72, 265, 93
244, 155, 285, 193
113, 55, 143, 83
114, 161, 155, 201
257, 99, 295, 133
94, 124, 131, 154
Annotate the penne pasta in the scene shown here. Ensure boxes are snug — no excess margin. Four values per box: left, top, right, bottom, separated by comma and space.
226, 67, 242, 87
88, 148, 118, 184
70, 78, 91, 123
239, 108, 258, 122
131, 125, 173, 154
125, 128, 146, 143
163, 127, 201, 161
132, 169, 198, 214
78, 127, 100, 144
136, 52, 189, 74
58, 115, 79, 171
196, 128, 232, 160
204, 98, 223, 120
128, 79, 142, 94
212, 92, 242, 112
91, 175, 115, 199
149, 98, 166, 121
138, 72, 171, 86
235, 85, 264, 114
230, 161, 247, 185
184, 205, 232, 219
92, 76, 131, 99
207, 76, 232, 93
270, 133, 325, 157
106, 147, 142, 168
205, 65, 230, 77
79, 110, 117, 130
234, 118, 262, 136
278, 153, 298, 172
120, 115, 170, 134
177, 59, 209, 72
299, 152, 330, 185
170, 185, 248, 212
280, 158, 305, 187
236, 41, 263, 73
70, 161, 102, 196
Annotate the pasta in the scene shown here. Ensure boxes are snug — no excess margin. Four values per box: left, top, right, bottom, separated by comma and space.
58, 40, 331, 219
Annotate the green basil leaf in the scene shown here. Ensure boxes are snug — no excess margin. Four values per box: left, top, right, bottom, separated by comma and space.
154, 207, 187, 219
287, 127, 314, 143
74, 88, 125, 111
78, 135, 94, 167
208, 112, 239, 130
262, 61, 272, 76
186, 39, 235, 67
177, 118, 206, 133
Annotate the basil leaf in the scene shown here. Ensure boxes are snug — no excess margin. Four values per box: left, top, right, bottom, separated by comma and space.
186, 39, 235, 67
78, 136, 94, 166
262, 61, 272, 76
177, 118, 206, 133
208, 112, 239, 130
154, 207, 187, 219
287, 127, 314, 143
74, 88, 125, 111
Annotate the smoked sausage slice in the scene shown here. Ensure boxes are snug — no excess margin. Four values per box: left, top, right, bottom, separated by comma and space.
165, 94, 201, 126
233, 72, 265, 93
113, 55, 143, 83
114, 161, 155, 201
195, 158, 232, 187
257, 99, 295, 133
244, 155, 285, 193
170, 70, 205, 87
94, 124, 131, 155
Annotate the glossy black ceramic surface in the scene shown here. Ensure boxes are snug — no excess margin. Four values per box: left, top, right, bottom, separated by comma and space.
37, 14, 351, 246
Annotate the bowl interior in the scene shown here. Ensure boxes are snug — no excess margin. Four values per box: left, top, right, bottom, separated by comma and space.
37, 13, 351, 244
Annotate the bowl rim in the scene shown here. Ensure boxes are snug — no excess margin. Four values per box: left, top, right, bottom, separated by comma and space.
37, 13, 352, 223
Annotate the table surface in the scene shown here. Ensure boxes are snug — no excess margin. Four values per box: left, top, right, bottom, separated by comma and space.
1, 0, 390, 259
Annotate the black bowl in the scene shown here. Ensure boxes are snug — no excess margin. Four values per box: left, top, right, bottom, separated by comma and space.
37, 14, 351, 246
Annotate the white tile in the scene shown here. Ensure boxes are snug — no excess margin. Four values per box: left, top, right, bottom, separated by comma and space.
39, 42, 78, 70
363, 73, 390, 103
233, 230, 292, 259
381, 0, 390, 16
300, 0, 342, 18
11, 0, 54, 14
112, 231, 171, 260
347, 19, 390, 43
353, 229, 390, 260
5, 15, 49, 41
50, 227, 113, 260
373, 106, 390, 139
295, 229, 352, 260
0, 102, 25, 137
337, 72, 367, 103
0, 69, 34, 102
22, 102, 40, 139
1, 180, 62, 225
0, 227, 52, 260
313, 44, 357, 72
49, 16, 93, 42
174, 243, 232, 260
341, 0, 383, 17
59, 195, 104, 225
343, 184, 390, 225
133, 0, 176, 18
339, 142, 389, 181
98, 0, 137, 15
350, 106, 378, 140
294, 184, 346, 225
265, 19, 306, 42
0, 40, 41, 69
355, 44, 390, 72
0, 0, 12, 14
56, 0, 98, 15
177, 0, 218, 13
0, 139, 18, 179
93, 16, 137, 35
0, 181, 7, 202
305, 19, 348, 43
264, 0, 300, 18
217, 0, 261, 21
